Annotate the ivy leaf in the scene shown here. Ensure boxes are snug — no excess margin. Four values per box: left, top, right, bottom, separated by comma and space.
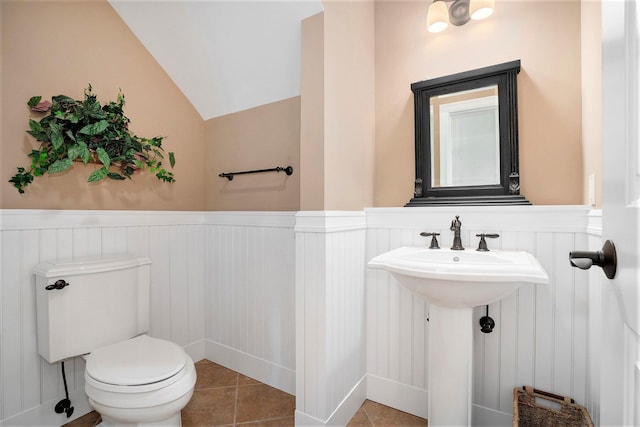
9, 167, 34, 194
169, 152, 175, 168
88, 167, 108, 182
155, 169, 175, 183
52, 95, 76, 106
47, 158, 73, 174
50, 123, 64, 149
79, 120, 109, 136
107, 172, 126, 180
27, 96, 42, 108
28, 119, 42, 134
96, 147, 110, 168
78, 141, 91, 163
67, 144, 82, 161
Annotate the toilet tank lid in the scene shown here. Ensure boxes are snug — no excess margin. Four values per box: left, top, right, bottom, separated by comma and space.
33, 255, 151, 278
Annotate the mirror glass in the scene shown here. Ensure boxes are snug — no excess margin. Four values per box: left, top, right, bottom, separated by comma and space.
406, 60, 530, 206
430, 85, 499, 187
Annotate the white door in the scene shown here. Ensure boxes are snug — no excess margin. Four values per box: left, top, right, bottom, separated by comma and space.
601, 1, 640, 425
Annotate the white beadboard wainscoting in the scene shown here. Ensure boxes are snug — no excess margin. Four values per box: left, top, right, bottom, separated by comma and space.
0, 206, 617, 427
204, 212, 297, 395
295, 212, 367, 425
0, 210, 207, 426
365, 206, 595, 425
0, 210, 300, 426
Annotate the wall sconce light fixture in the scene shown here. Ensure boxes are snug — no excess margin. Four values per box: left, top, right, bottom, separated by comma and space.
427, 0, 495, 33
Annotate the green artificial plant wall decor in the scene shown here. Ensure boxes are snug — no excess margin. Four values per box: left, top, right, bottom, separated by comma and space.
9, 85, 176, 193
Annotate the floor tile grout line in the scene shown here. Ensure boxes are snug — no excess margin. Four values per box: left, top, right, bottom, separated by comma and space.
362, 404, 376, 427
236, 415, 295, 425
235, 415, 294, 427
196, 384, 238, 391
233, 372, 239, 426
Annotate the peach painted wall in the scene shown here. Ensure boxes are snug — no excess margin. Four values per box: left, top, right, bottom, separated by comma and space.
299, 2, 376, 211
300, 12, 326, 211
205, 97, 301, 211
581, 0, 602, 207
1, 0, 205, 210
2, 0, 597, 211
322, 0, 375, 210
374, 0, 584, 206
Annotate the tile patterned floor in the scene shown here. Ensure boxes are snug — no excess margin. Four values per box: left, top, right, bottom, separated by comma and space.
65, 360, 427, 426
346, 400, 427, 427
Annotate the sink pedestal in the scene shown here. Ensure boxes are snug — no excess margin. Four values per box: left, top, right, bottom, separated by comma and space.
429, 305, 473, 426
368, 246, 549, 426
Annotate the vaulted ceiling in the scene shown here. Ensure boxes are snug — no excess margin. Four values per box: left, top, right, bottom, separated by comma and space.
109, 1, 324, 120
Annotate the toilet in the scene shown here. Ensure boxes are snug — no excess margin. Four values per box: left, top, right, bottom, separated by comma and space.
33, 255, 196, 427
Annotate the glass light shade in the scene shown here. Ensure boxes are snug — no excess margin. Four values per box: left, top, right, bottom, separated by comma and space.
427, 1, 449, 33
470, 0, 494, 20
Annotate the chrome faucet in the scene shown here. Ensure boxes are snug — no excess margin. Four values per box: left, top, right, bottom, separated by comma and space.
450, 215, 464, 250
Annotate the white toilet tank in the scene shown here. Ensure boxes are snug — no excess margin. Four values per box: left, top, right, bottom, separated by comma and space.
33, 255, 152, 363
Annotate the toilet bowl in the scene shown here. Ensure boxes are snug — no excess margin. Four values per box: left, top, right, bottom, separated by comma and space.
84, 335, 196, 427
33, 255, 196, 426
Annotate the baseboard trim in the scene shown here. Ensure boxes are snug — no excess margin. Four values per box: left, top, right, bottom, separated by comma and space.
295, 409, 326, 426
325, 376, 367, 426
205, 340, 295, 395
366, 374, 429, 419
472, 404, 512, 426
184, 339, 206, 362
294, 376, 366, 426
0, 388, 92, 427
365, 376, 512, 425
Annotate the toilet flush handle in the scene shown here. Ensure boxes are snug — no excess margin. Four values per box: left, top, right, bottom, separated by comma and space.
45, 279, 69, 291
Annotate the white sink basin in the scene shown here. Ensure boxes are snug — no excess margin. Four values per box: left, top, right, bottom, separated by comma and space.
368, 245, 548, 426
368, 246, 549, 308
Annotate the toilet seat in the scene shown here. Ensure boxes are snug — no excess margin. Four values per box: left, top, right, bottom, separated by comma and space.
84, 334, 197, 418
85, 335, 188, 393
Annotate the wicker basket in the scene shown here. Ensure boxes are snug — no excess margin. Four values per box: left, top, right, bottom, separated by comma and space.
513, 386, 594, 427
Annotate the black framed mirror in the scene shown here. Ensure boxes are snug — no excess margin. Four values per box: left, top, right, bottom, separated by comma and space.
406, 60, 530, 206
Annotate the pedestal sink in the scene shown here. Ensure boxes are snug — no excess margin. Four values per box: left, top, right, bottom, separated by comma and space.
368, 246, 548, 426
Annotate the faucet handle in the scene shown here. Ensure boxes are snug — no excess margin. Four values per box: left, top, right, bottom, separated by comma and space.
420, 232, 440, 249
476, 233, 500, 251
